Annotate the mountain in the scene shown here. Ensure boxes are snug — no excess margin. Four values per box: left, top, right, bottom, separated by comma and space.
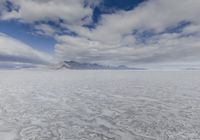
184, 68, 200, 71
64, 61, 115, 70
51, 61, 147, 70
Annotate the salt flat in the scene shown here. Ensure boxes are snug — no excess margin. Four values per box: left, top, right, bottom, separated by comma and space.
0, 70, 200, 140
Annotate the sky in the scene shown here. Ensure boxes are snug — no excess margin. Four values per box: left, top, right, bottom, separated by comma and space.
0, 0, 200, 68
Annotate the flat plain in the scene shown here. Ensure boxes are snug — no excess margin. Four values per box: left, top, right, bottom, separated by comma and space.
0, 70, 200, 140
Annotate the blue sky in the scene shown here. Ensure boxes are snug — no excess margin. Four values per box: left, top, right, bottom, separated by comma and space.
0, 20, 56, 53
0, 0, 200, 68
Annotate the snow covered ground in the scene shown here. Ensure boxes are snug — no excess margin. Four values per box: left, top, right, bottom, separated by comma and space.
0, 70, 200, 140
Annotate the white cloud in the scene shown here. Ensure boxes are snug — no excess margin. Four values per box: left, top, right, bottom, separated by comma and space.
52, 0, 200, 66
55, 33, 200, 66
34, 24, 56, 37
183, 24, 200, 35
0, 33, 52, 64
0, 0, 7, 13
71, 0, 200, 42
0, 0, 99, 25
1, 0, 200, 66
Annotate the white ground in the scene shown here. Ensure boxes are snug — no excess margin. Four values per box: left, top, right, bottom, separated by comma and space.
0, 70, 200, 140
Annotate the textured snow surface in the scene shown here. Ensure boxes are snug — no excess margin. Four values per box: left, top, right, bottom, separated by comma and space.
0, 70, 200, 140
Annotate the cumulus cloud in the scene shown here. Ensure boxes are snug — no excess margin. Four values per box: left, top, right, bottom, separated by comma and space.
0, 0, 100, 24
52, 0, 200, 66
55, 33, 200, 66
1, 0, 200, 66
34, 24, 56, 37
56, 0, 200, 66
0, 33, 52, 64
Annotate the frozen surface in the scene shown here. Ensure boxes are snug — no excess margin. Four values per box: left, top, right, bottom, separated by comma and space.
0, 70, 200, 140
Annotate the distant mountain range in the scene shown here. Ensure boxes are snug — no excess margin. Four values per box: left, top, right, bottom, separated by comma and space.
0, 61, 147, 70
51, 61, 147, 70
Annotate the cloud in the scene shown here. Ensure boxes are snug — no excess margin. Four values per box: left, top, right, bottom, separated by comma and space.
1, 0, 200, 66
53, 0, 200, 66
0, 0, 100, 24
0, 33, 52, 64
55, 33, 200, 66
64, 0, 200, 42
34, 24, 56, 37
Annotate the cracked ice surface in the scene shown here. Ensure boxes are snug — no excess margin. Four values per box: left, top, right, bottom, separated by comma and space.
0, 70, 200, 140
